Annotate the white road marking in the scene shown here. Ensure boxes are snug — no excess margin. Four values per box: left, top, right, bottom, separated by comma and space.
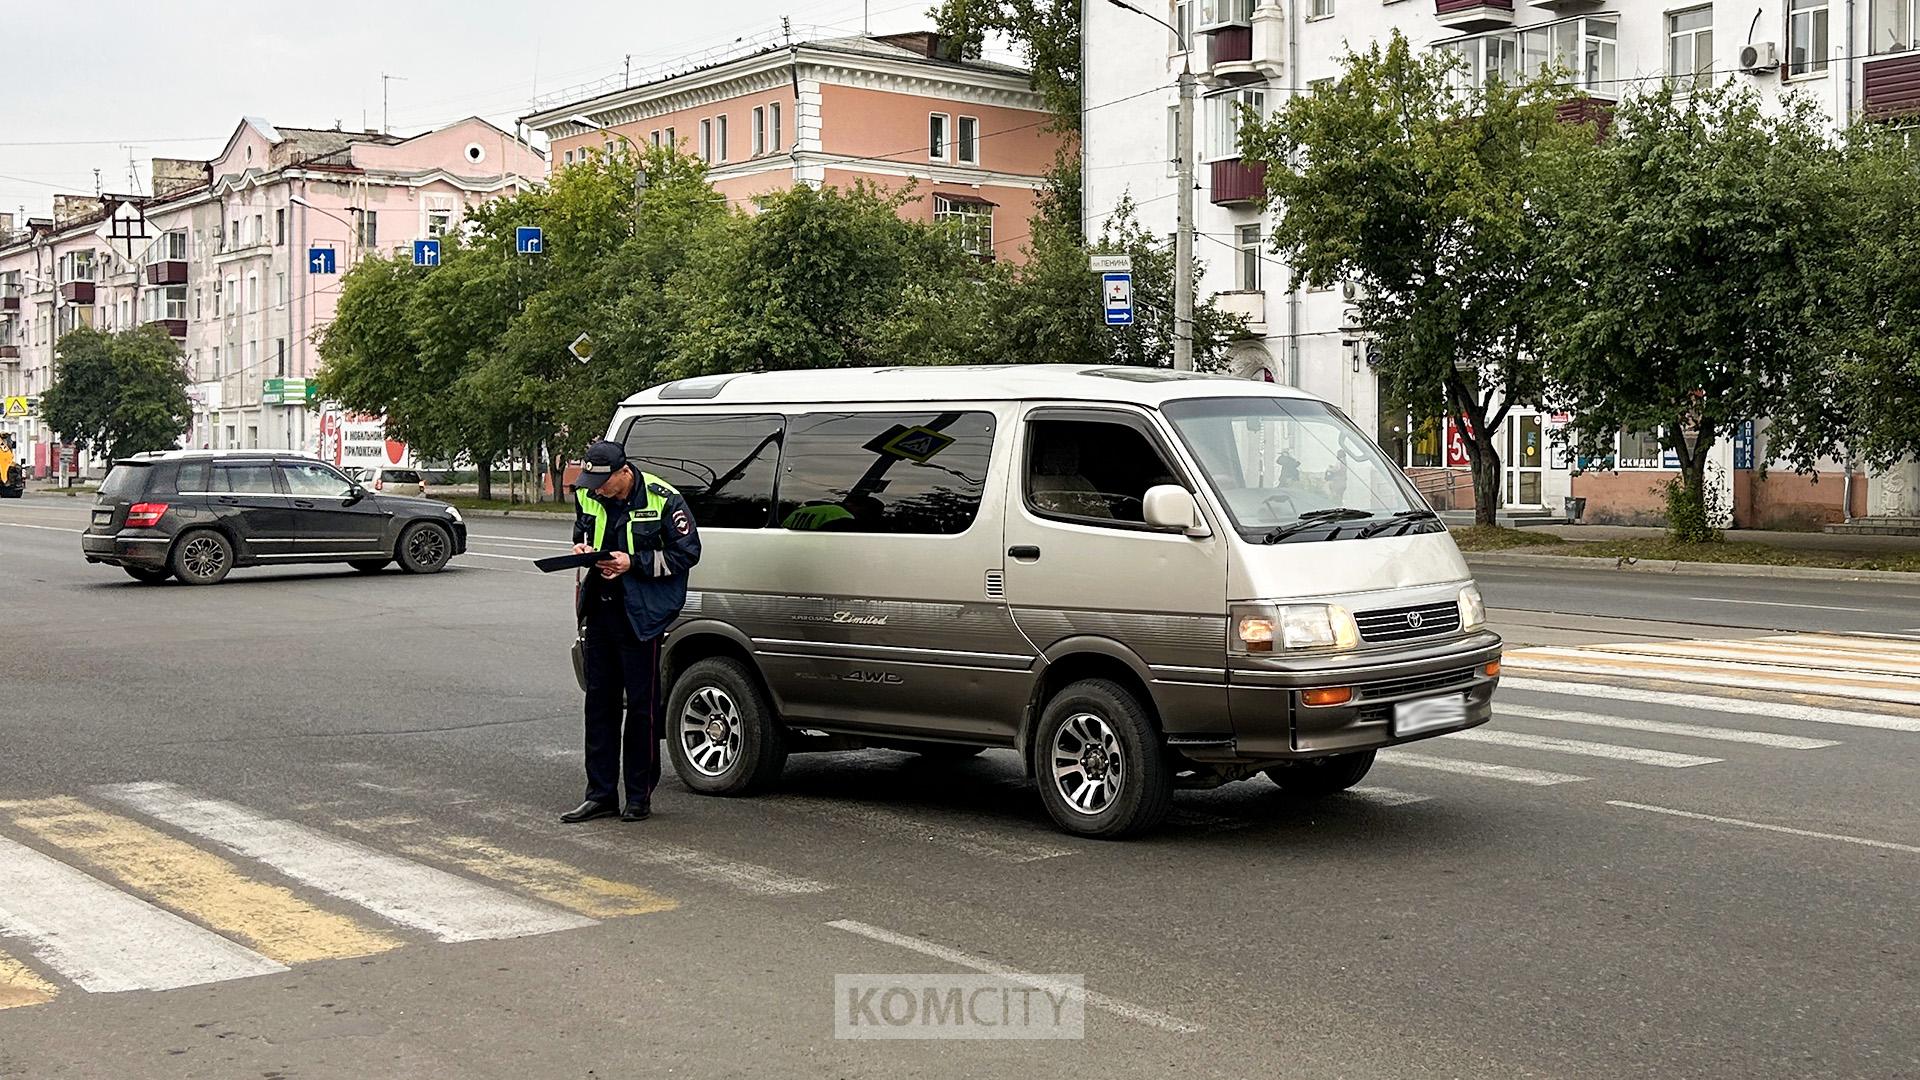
1600, 640, 1920, 677
1684, 596, 1877, 613
1500, 677, 1920, 732
456, 550, 542, 562
476, 805, 832, 897
0, 834, 287, 993
1381, 754, 1590, 786
96, 783, 594, 942
1607, 801, 1920, 855
1504, 650, 1920, 707
1344, 785, 1434, 807
1451, 729, 1719, 768
768, 797, 1078, 864
827, 919, 1205, 1034
0, 522, 82, 534
468, 533, 573, 548
1500, 704, 1839, 750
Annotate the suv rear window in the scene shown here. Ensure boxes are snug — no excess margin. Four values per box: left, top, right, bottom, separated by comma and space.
381, 470, 422, 483
98, 463, 152, 501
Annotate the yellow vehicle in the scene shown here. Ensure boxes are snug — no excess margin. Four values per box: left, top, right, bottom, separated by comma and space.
0, 437, 21, 499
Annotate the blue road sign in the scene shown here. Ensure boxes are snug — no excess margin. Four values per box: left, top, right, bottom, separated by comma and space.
307, 247, 336, 275
1103, 272, 1134, 327
516, 226, 543, 255
413, 239, 441, 267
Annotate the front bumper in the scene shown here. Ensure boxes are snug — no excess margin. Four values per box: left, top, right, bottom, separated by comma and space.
81, 531, 172, 569
1224, 630, 1503, 760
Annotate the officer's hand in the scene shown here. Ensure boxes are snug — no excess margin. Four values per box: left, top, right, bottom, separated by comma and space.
597, 551, 632, 578
572, 542, 593, 555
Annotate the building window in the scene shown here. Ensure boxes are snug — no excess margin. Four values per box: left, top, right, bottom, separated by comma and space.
212, 280, 223, 317
245, 340, 258, 374
274, 208, 287, 246
1235, 224, 1262, 291
158, 230, 187, 260
564, 149, 575, 165
665, 125, 675, 150
1310, 0, 1332, 17
1790, 0, 1831, 75
957, 116, 980, 165
252, 215, 264, 246
223, 276, 237, 317
1871, 0, 1918, 54
933, 194, 994, 256
1174, 0, 1194, 50
1617, 430, 1667, 470
699, 119, 713, 162
1205, 87, 1265, 161
355, 209, 378, 248
770, 103, 782, 151
753, 107, 767, 156
245, 274, 258, 314
650, 129, 662, 148
1437, 16, 1618, 93
212, 345, 222, 375
716, 115, 729, 162
1669, 8, 1714, 90
929, 113, 951, 161
274, 272, 286, 307
424, 197, 456, 238
274, 339, 286, 378
194, 287, 204, 319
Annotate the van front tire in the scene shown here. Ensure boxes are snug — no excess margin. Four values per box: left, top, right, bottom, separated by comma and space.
667, 657, 787, 796
1032, 679, 1173, 839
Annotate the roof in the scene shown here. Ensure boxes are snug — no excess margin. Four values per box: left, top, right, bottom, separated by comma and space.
121, 449, 326, 463
619, 365, 1317, 409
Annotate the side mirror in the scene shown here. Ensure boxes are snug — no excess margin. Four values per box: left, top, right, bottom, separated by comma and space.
1143, 484, 1210, 537
344, 483, 366, 504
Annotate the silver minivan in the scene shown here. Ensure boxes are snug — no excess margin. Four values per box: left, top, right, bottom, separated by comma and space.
606, 365, 1501, 838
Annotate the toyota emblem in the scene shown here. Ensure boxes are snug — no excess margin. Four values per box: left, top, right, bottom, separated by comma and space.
1406, 611, 1425, 629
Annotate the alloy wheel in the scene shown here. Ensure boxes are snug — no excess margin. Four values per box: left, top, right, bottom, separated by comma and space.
1051, 711, 1127, 816
181, 536, 226, 580
680, 686, 744, 777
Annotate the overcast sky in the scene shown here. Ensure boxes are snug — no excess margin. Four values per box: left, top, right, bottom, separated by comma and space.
1, 0, 1006, 223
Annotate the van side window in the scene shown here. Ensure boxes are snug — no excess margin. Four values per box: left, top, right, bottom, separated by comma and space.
777, 411, 994, 535
621, 413, 786, 528
1025, 417, 1180, 525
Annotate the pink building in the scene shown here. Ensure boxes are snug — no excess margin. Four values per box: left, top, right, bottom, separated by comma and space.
0, 116, 544, 472
524, 32, 1062, 263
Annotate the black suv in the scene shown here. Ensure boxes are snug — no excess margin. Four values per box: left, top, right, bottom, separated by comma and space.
81, 451, 468, 585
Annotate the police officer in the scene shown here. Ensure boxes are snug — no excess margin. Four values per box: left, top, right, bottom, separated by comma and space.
560, 440, 702, 823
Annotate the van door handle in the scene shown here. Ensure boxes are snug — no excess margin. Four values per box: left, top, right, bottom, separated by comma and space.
1007, 545, 1041, 561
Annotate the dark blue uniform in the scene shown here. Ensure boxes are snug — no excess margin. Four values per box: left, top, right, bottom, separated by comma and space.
573, 465, 701, 811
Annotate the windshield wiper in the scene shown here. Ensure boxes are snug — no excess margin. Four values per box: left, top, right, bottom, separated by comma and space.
1261, 507, 1375, 544
1357, 508, 1441, 539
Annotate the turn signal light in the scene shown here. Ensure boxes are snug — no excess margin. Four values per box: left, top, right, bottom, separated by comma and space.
125, 502, 168, 528
1301, 686, 1354, 707
1483, 660, 1502, 678
1237, 616, 1275, 652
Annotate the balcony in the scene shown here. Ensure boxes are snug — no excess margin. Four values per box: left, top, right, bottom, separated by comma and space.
1207, 25, 1253, 70
146, 317, 188, 339
0, 345, 19, 360
1214, 289, 1266, 327
146, 260, 188, 286
1556, 96, 1615, 136
1210, 158, 1268, 206
1435, 0, 1514, 33
1864, 52, 1920, 119
59, 281, 95, 305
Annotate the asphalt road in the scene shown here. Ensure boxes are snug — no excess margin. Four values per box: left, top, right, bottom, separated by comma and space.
1, 497, 1915, 1079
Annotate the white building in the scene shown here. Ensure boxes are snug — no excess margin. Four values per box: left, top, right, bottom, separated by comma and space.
1084, 0, 1920, 525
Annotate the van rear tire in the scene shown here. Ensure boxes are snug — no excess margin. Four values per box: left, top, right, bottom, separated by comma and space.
1032, 679, 1173, 839
667, 657, 787, 796
1264, 750, 1375, 798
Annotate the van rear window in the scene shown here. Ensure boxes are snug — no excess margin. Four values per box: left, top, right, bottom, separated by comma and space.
776, 411, 994, 535
622, 414, 785, 528
97, 463, 152, 501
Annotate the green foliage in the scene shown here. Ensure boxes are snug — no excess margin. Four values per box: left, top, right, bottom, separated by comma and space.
41, 324, 191, 459
1660, 476, 1724, 545
1538, 81, 1848, 540
930, 0, 1081, 125
1239, 33, 1581, 524
1830, 127, 1920, 471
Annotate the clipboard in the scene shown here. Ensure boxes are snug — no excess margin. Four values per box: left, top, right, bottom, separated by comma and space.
534, 550, 617, 574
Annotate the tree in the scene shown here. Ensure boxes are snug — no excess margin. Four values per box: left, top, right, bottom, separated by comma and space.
1239, 34, 1581, 525
931, 0, 1080, 122
41, 324, 190, 460
1829, 127, 1920, 474
1538, 81, 1849, 541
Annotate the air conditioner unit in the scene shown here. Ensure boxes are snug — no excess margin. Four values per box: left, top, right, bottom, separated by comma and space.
1341, 280, 1370, 303
1738, 42, 1780, 73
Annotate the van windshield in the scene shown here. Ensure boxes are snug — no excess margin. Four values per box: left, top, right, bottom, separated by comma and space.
1161, 397, 1424, 539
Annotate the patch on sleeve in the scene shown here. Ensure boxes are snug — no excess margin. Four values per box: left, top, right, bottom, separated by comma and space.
672, 508, 691, 536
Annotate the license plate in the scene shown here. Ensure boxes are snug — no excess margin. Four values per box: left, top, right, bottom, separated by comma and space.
91, 510, 112, 525
1393, 695, 1466, 738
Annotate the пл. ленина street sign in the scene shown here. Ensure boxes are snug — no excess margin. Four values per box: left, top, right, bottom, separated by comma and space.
1089, 254, 1132, 273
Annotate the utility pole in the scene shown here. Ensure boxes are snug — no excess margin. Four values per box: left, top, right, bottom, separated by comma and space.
381, 73, 407, 135
1107, 0, 1195, 370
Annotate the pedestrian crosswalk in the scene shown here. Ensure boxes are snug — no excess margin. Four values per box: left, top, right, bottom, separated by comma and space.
1503, 632, 1920, 708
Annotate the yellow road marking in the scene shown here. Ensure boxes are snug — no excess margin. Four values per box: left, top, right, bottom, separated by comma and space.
337, 818, 677, 919
0, 950, 57, 1010
0, 797, 400, 965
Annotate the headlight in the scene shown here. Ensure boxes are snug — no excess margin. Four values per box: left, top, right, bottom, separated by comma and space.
1232, 603, 1359, 653
1457, 584, 1486, 631
444, 507, 464, 524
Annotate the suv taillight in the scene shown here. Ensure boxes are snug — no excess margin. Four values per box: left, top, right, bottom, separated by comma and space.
126, 502, 168, 527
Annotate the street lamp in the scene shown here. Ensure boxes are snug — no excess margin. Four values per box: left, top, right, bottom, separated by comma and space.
1106, 0, 1196, 372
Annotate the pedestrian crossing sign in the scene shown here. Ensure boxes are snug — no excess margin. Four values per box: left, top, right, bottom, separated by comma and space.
874, 425, 954, 464
3, 395, 32, 418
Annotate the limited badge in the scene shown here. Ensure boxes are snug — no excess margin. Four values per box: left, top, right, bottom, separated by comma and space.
672, 509, 691, 536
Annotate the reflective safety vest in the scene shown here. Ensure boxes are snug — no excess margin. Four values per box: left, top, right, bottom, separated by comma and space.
781, 503, 853, 531
576, 472, 673, 552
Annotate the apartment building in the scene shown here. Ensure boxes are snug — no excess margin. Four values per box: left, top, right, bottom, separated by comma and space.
524, 31, 1063, 262
0, 116, 543, 475
1085, 0, 1920, 527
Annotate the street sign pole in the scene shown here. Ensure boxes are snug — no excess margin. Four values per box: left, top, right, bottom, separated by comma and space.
1174, 58, 1196, 371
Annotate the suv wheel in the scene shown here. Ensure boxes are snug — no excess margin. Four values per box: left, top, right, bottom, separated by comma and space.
1032, 679, 1173, 839
1264, 750, 1375, 798
169, 531, 233, 585
396, 522, 452, 574
124, 566, 172, 584
667, 657, 787, 796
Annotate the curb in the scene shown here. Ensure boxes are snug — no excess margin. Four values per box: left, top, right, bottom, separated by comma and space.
451, 508, 573, 521
1464, 550, 1920, 584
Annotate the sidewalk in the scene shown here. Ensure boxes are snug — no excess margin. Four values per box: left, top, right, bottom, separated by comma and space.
1531, 523, 1920, 555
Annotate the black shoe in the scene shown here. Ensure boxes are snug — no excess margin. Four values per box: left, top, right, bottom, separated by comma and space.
560, 800, 618, 823
620, 802, 651, 822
